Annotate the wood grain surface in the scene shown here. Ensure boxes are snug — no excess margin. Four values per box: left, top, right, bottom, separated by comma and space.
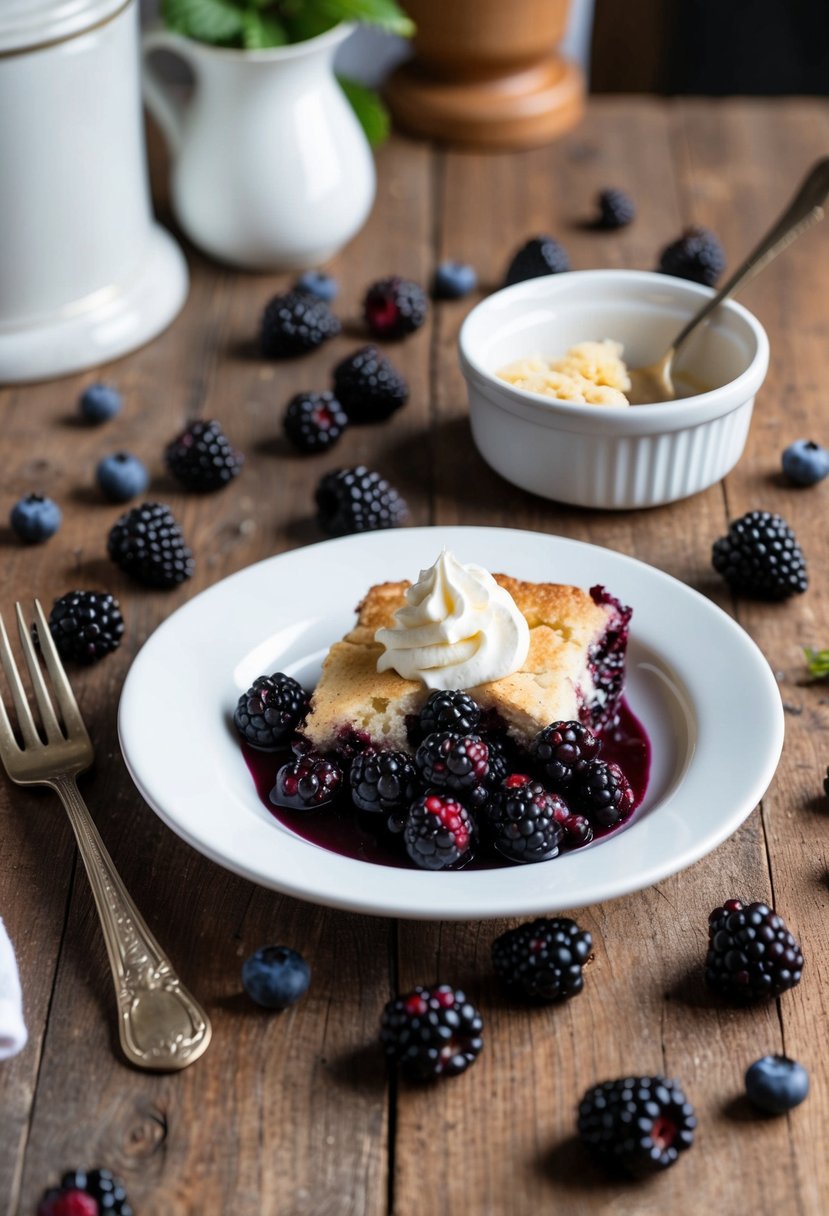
2, 98, 828, 1216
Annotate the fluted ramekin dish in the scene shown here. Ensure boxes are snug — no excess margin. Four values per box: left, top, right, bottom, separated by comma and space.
458, 269, 769, 510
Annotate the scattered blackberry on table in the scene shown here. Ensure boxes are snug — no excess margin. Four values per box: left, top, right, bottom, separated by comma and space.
484, 774, 564, 864
315, 466, 407, 536
712, 509, 808, 599
294, 268, 338, 302
504, 235, 570, 287
107, 502, 194, 588
96, 452, 149, 503
165, 419, 243, 491
433, 260, 477, 299
37, 1168, 133, 1216
492, 917, 593, 1003
47, 591, 124, 665
380, 984, 483, 1080
745, 1055, 809, 1115
594, 187, 635, 230
577, 1075, 696, 1177
530, 720, 600, 788
79, 382, 122, 424
241, 945, 310, 1010
704, 898, 804, 1001
332, 346, 409, 422
657, 225, 725, 286
415, 730, 490, 792
233, 672, 308, 750
260, 289, 341, 357
417, 689, 481, 740
271, 753, 342, 809
570, 759, 634, 828
350, 749, 418, 814
781, 438, 829, 487
363, 275, 428, 339
404, 791, 474, 870
10, 493, 62, 543
283, 391, 348, 454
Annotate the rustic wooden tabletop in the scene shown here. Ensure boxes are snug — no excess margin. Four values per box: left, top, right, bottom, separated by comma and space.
2, 97, 828, 1216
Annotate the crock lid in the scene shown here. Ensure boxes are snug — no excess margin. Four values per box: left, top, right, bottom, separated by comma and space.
0, 0, 128, 55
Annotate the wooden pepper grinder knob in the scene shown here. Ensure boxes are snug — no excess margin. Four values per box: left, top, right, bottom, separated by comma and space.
385, 0, 584, 148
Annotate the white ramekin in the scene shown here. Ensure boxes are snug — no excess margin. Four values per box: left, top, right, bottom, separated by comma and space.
458, 269, 769, 510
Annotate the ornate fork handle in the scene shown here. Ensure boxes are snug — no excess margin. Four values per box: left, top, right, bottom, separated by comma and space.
52, 775, 211, 1071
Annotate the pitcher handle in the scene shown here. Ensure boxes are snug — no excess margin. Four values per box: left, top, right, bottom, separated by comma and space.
142, 28, 197, 158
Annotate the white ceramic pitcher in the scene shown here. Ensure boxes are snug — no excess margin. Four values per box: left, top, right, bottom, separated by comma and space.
142, 23, 377, 271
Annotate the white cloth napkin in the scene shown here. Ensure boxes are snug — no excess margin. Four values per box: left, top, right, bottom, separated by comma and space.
0, 917, 27, 1060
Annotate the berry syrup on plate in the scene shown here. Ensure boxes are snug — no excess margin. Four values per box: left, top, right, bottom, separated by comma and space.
241, 700, 650, 872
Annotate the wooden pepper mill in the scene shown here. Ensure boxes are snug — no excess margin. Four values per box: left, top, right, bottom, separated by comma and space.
384, 0, 584, 149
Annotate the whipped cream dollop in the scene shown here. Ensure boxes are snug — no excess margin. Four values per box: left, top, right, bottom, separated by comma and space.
375, 550, 530, 691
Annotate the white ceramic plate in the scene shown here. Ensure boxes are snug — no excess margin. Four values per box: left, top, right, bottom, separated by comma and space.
118, 526, 784, 920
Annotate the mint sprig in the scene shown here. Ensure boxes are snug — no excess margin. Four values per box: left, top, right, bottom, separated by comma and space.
805, 647, 829, 680
161, 0, 413, 45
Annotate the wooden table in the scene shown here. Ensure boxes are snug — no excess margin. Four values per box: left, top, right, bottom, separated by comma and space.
2, 98, 828, 1216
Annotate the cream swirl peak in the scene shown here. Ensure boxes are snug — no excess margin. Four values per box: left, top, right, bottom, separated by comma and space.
374, 550, 530, 691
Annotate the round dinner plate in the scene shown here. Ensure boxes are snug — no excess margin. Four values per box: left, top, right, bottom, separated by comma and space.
118, 526, 784, 920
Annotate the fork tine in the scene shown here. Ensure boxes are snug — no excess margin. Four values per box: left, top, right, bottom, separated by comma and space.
32, 599, 88, 742
15, 602, 64, 745
0, 682, 21, 759
0, 611, 41, 749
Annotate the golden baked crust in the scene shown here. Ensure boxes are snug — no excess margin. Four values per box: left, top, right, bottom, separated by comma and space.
302, 576, 615, 752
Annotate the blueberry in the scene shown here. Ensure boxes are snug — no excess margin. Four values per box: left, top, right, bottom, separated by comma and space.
745, 1054, 809, 1114
433, 260, 477, 300
241, 945, 310, 1010
96, 452, 150, 503
79, 382, 122, 423
295, 270, 338, 302
10, 493, 62, 543
781, 438, 829, 487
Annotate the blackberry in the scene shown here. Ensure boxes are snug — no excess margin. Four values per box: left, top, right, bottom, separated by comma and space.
332, 345, 409, 422
417, 689, 481, 740
712, 509, 808, 600
504, 235, 570, 287
404, 791, 474, 870
571, 760, 634, 828
492, 916, 593, 1003
380, 984, 483, 1079
260, 289, 340, 357
165, 419, 243, 491
315, 466, 407, 536
363, 276, 428, 339
350, 749, 418, 814
233, 672, 308, 750
578, 1075, 696, 1177
595, 187, 635, 230
271, 753, 342, 809
484, 774, 564, 864
485, 737, 510, 787
415, 730, 489, 791
530, 720, 600, 788
555, 810, 594, 848
704, 898, 804, 1001
657, 225, 725, 287
107, 502, 194, 589
283, 391, 348, 454
47, 591, 124, 665
37, 1168, 133, 1216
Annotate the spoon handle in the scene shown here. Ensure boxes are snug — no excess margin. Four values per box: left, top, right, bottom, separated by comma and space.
672, 156, 829, 357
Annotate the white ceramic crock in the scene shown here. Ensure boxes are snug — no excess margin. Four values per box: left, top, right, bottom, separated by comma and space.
142, 23, 376, 271
459, 270, 770, 510
0, 0, 188, 383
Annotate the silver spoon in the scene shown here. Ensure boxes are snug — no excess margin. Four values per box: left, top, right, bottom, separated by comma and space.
628, 157, 829, 405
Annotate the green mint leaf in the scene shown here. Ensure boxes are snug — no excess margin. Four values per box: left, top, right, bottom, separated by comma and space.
161, 0, 245, 44
805, 647, 829, 679
283, 11, 339, 41
241, 10, 289, 47
338, 75, 390, 146
319, 0, 415, 37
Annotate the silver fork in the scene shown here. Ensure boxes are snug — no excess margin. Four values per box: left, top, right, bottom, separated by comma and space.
0, 600, 211, 1071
